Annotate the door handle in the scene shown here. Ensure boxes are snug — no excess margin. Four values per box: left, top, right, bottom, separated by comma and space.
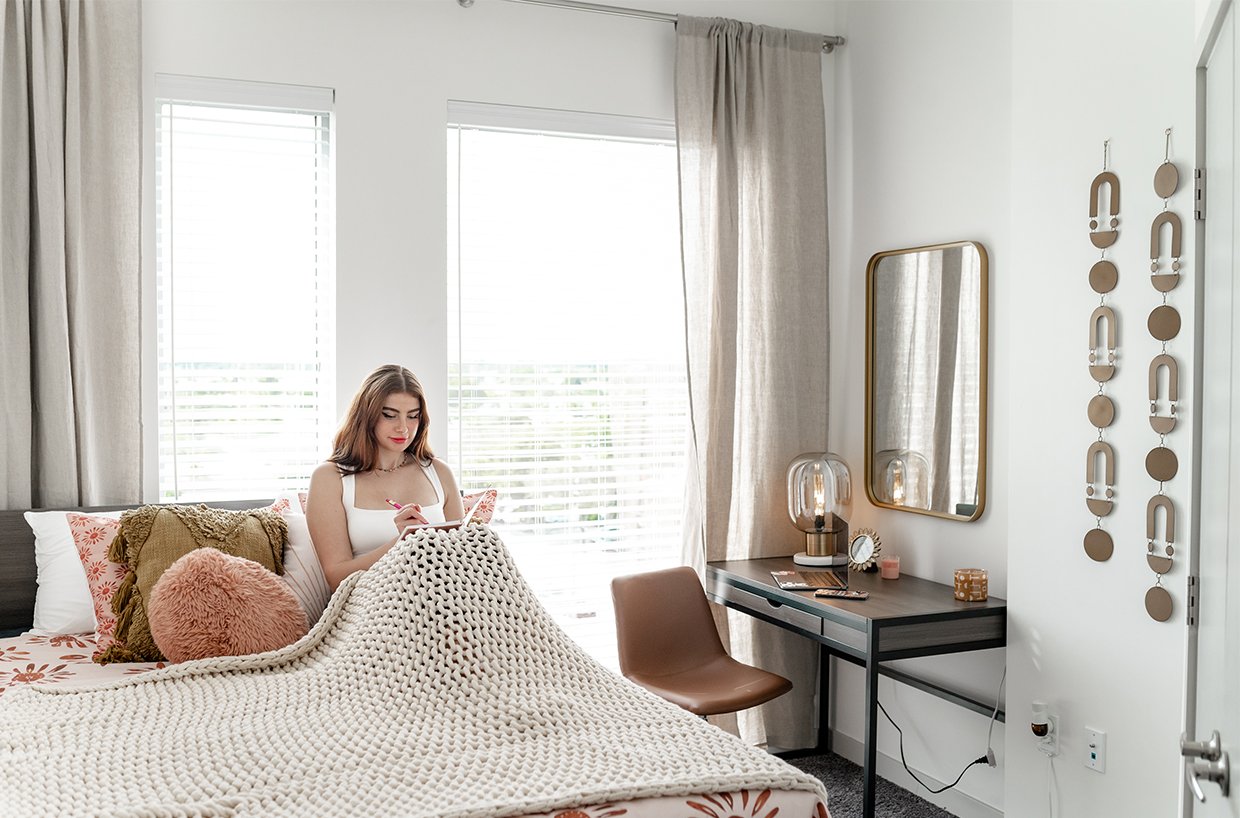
1182, 730, 1223, 761
1185, 752, 1230, 803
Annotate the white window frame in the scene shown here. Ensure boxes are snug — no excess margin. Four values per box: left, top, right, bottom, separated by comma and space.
152, 74, 336, 502
447, 102, 685, 669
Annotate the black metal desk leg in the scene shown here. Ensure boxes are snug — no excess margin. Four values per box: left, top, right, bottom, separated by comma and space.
816, 643, 831, 753
862, 630, 880, 818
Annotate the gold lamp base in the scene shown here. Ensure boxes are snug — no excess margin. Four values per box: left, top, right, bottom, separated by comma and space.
793, 529, 849, 567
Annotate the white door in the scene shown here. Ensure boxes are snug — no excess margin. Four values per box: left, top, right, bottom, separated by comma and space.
1191, 2, 1240, 813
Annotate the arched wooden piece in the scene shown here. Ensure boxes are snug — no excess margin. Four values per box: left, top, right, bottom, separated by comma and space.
1149, 305, 1181, 341
1084, 528, 1113, 562
1089, 260, 1118, 294
1150, 211, 1182, 259
1149, 353, 1178, 400
1154, 161, 1179, 199
1147, 494, 1175, 545
1090, 306, 1117, 382
1146, 585, 1173, 621
1090, 171, 1120, 217
1086, 441, 1115, 517
1149, 353, 1178, 433
1089, 171, 1120, 247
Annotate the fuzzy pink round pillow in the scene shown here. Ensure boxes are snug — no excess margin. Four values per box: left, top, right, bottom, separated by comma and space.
148, 547, 309, 663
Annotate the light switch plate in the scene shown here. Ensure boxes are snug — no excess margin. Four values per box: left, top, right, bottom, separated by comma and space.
1085, 727, 1106, 772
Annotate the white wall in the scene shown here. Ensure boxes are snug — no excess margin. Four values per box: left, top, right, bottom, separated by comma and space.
139, 0, 838, 481
1006, 2, 1197, 817
828, 3, 1012, 814
140, 1, 1204, 817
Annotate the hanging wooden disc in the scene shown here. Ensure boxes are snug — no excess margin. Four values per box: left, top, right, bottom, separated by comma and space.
1154, 162, 1179, 199
1088, 394, 1115, 428
1089, 260, 1118, 294
1146, 447, 1178, 481
1149, 305, 1181, 341
1146, 585, 1173, 622
1084, 528, 1113, 562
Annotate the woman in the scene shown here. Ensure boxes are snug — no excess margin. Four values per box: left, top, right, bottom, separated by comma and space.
308, 365, 465, 590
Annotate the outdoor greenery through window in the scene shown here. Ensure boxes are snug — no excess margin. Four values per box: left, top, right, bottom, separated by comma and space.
447, 104, 686, 670
155, 75, 334, 501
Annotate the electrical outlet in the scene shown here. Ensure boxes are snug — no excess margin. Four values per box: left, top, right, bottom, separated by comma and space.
1038, 715, 1060, 757
1085, 727, 1106, 772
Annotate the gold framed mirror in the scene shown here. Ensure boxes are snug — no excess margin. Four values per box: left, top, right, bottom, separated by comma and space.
865, 241, 988, 521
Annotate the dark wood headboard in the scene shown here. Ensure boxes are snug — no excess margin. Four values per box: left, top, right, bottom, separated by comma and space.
0, 500, 273, 636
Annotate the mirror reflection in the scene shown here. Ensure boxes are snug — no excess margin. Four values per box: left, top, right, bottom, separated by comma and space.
866, 241, 988, 520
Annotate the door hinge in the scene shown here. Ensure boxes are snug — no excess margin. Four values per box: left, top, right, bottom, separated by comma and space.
1187, 574, 1199, 627
1195, 168, 1206, 221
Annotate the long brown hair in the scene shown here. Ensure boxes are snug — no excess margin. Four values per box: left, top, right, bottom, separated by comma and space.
329, 365, 434, 475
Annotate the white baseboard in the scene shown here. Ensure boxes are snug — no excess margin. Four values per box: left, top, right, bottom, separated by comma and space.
828, 731, 1003, 818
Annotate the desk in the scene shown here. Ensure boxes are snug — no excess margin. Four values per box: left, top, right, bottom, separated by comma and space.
705, 557, 1006, 818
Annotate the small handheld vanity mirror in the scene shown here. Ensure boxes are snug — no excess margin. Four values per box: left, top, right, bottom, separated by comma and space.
848, 528, 881, 572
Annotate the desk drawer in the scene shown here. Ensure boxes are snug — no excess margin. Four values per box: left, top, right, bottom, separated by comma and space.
711, 581, 823, 637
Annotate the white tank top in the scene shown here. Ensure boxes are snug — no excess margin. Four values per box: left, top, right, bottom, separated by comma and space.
341, 459, 446, 557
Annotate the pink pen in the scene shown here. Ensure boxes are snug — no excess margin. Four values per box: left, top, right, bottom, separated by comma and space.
385, 498, 402, 510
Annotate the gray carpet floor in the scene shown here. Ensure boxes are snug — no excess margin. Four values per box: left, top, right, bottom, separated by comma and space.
788, 753, 955, 818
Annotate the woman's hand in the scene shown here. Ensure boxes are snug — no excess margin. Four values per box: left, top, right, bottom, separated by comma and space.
392, 503, 429, 535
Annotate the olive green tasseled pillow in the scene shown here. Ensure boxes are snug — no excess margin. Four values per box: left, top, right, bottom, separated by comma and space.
99, 504, 287, 664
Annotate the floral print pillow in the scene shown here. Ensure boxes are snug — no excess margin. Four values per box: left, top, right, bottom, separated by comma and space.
66, 514, 128, 662
462, 489, 498, 523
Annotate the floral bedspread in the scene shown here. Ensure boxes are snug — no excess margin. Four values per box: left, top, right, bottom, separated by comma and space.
0, 631, 165, 694
0, 633, 829, 818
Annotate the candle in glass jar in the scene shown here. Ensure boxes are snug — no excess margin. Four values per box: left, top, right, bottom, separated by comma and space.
881, 556, 900, 579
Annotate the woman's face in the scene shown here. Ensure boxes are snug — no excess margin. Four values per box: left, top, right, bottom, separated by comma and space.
373, 392, 422, 454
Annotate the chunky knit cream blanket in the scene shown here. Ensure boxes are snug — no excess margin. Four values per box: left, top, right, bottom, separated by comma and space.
1, 525, 828, 818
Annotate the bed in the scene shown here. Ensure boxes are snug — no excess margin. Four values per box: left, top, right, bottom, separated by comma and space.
0, 501, 830, 818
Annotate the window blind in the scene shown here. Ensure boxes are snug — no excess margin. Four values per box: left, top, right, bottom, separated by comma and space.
447, 110, 686, 670
155, 77, 334, 501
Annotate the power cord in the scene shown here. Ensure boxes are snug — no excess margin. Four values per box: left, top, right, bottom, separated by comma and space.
877, 665, 1007, 795
1046, 754, 1059, 818
878, 700, 989, 794
986, 666, 1007, 767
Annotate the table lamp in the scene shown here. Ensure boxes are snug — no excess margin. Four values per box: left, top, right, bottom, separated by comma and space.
874, 448, 930, 508
787, 452, 851, 567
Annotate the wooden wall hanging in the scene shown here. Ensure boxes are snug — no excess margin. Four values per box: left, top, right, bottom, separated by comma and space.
1086, 141, 1119, 562
1145, 129, 1180, 622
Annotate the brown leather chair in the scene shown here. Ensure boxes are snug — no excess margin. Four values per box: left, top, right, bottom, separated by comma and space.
611, 566, 792, 716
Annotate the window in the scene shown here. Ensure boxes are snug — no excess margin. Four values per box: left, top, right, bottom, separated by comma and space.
447, 103, 686, 670
155, 75, 334, 501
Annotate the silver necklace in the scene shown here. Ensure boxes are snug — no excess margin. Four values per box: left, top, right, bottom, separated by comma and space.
375, 453, 410, 473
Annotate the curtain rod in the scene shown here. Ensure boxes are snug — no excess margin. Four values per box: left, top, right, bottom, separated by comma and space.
459, 0, 846, 53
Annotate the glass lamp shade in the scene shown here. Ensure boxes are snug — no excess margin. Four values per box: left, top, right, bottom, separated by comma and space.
787, 452, 851, 535
873, 448, 930, 508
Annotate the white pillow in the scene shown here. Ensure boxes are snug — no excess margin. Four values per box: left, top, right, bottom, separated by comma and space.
24, 509, 124, 635
277, 506, 331, 626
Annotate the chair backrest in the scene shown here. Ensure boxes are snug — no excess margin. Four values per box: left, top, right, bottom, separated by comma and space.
611, 566, 728, 678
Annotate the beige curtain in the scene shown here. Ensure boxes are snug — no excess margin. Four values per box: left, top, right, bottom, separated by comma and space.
676, 15, 830, 750
0, 0, 142, 510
